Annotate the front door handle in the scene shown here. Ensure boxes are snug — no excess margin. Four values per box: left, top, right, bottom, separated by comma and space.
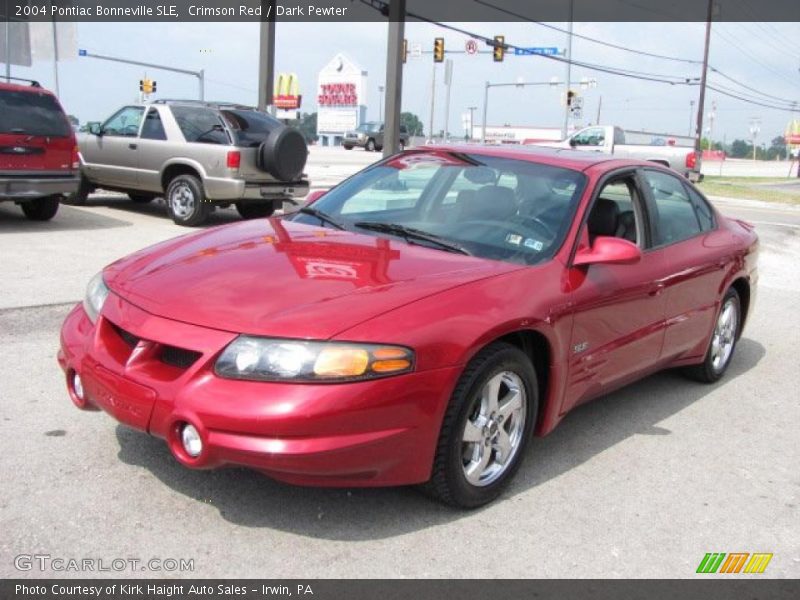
128, 143, 138, 150
649, 282, 666, 297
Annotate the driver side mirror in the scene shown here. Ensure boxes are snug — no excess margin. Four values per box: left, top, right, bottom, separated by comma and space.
569, 138, 577, 147
88, 122, 103, 136
573, 236, 641, 267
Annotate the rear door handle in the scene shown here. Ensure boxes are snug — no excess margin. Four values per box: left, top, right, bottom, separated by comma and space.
128, 143, 138, 150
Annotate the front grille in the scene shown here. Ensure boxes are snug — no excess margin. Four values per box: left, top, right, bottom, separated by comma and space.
159, 346, 203, 369
110, 322, 140, 348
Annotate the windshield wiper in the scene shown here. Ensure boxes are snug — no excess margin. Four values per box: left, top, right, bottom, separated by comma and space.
354, 221, 471, 256
298, 206, 346, 230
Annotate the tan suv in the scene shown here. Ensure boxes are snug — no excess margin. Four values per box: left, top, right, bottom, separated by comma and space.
70, 100, 309, 226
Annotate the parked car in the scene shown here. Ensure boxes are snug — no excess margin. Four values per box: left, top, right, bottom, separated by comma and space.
70, 100, 309, 226
59, 146, 757, 508
0, 79, 80, 221
536, 125, 702, 181
342, 122, 409, 152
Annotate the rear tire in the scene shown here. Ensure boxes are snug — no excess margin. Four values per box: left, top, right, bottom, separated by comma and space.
21, 196, 60, 221
63, 175, 92, 206
129, 193, 156, 204
684, 287, 741, 383
235, 201, 276, 220
166, 174, 209, 227
423, 342, 538, 508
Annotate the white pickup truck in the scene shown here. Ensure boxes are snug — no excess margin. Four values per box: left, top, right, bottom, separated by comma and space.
537, 125, 701, 181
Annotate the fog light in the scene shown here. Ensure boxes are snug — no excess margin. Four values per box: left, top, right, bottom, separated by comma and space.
181, 424, 203, 458
72, 372, 84, 400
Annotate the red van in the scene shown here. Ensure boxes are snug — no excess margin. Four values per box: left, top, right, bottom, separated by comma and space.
0, 79, 80, 220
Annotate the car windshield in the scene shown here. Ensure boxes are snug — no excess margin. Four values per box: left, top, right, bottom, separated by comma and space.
356, 123, 380, 133
0, 89, 71, 137
291, 151, 586, 266
221, 109, 283, 147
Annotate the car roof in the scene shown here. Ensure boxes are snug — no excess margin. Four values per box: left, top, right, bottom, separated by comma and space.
0, 81, 54, 95
425, 143, 653, 172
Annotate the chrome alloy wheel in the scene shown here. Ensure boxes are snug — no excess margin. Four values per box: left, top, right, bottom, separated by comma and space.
461, 371, 527, 487
711, 298, 738, 372
169, 183, 196, 219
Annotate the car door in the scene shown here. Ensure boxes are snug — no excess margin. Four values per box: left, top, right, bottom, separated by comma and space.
562, 170, 672, 411
639, 168, 726, 361
135, 107, 171, 193
81, 106, 144, 188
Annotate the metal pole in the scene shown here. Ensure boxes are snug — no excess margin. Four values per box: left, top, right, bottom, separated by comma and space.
5, 20, 11, 81
562, 0, 574, 139
694, 0, 714, 175
199, 69, 205, 101
481, 81, 489, 144
468, 106, 476, 140
428, 61, 436, 143
596, 95, 602, 124
382, 0, 405, 157
443, 59, 453, 142
258, 3, 276, 112
378, 85, 384, 122
51, 14, 60, 97
688, 100, 695, 137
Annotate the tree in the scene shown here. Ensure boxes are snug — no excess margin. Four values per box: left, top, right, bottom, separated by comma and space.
729, 139, 752, 159
400, 112, 424, 137
767, 136, 786, 160
290, 112, 317, 143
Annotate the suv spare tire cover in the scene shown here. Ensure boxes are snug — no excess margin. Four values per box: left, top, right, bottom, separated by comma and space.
258, 127, 308, 182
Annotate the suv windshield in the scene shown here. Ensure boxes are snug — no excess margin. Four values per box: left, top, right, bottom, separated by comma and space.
221, 109, 283, 147
356, 122, 380, 133
292, 151, 586, 266
0, 90, 71, 137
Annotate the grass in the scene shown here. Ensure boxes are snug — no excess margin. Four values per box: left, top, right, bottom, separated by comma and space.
697, 176, 800, 205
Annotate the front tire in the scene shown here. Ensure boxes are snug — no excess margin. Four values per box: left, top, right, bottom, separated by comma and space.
235, 201, 276, 220
365, 139, 376, 152
343, 145, 353, 150
685, 287, 741, 383
166, 174, 209, 227
425, 342, 538, 508
20, 196, 60, 221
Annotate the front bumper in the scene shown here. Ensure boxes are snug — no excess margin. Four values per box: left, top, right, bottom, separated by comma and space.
0, 174, 80, 200
58, 296, 458, 487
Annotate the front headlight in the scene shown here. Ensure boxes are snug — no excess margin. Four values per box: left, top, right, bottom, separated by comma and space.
82, 272, 109, 324
215, 337, 414, 382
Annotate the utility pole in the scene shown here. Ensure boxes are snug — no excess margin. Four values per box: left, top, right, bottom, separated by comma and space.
596, 95, 602, 125
50, 6, 60, 97
382, 0, 405, 157
4, 20, 10, 81
562, 0, 574, 139
481, 81, 489, 144
689, 100, 695, 137
467, 106, 477, 140
378, 85, 384, 121
749, 118, 760, 161
694, 0, 714, 174
443, 59, 453, 141
257, 6, 276, 113
429, 62, 437, 143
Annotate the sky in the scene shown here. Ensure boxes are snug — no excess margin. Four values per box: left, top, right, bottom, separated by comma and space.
8, 20, 800, 145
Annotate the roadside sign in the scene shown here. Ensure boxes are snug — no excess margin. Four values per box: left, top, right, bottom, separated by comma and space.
514, 47, 560, 56
465, 39, 479, 56
411, 43, 422, 60
78, 49, 87, 56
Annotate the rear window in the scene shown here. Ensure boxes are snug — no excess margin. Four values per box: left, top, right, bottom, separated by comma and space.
221, 109, 283, 147
0, 89, 71, 137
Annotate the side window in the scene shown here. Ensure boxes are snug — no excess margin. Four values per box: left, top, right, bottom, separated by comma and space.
171, 106, 229, 144
643, 170, 703, 245
686, 185, 715, 232
102, 106, 144, 137
572, 127, 606, 147
140, 109, 167, 141
587, 176, 641, 246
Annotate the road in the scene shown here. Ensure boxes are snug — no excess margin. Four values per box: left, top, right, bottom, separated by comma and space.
1, 150, 798, 578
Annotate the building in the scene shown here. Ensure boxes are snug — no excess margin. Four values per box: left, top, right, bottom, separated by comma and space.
472, 125, 563, 145
316, 53, 368, 147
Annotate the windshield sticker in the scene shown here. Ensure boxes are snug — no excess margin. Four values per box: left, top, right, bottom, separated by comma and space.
505, 234, 522, 246
524, 238, 544, 251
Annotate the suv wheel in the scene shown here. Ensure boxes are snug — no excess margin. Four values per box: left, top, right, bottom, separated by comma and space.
129, 193, 156, 204
236, 201, 276, 220
399, 141, 406, 151
166, 174, 209, 227
21, 196, 60, 221
365, 139, 376, 152
343, 144, 353, 150
63, 175, 92, 206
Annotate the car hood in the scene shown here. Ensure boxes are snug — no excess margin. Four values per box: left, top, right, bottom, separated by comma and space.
104, 218, 519, 339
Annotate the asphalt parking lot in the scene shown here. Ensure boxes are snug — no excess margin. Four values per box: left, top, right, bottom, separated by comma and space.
1, 150, 798, 578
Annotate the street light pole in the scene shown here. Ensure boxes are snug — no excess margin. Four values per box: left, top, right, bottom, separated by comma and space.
467, 106, 477, 141
378, 85, 384, 122
562, 0, 574, 139
689, 100, 695, 137
481, 81, 489, 144
382, 0, 405, 157
694, 0, 714, 175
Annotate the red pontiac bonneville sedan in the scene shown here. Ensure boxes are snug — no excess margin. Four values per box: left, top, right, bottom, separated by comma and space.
58, 146, 758, 507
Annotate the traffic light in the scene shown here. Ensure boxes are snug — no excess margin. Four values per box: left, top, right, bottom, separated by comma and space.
433, 37, 444, 63
403, 38, 407, 64
493, 35, 505, 62
139, 78, 155, 94
566, 90, 576, 107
